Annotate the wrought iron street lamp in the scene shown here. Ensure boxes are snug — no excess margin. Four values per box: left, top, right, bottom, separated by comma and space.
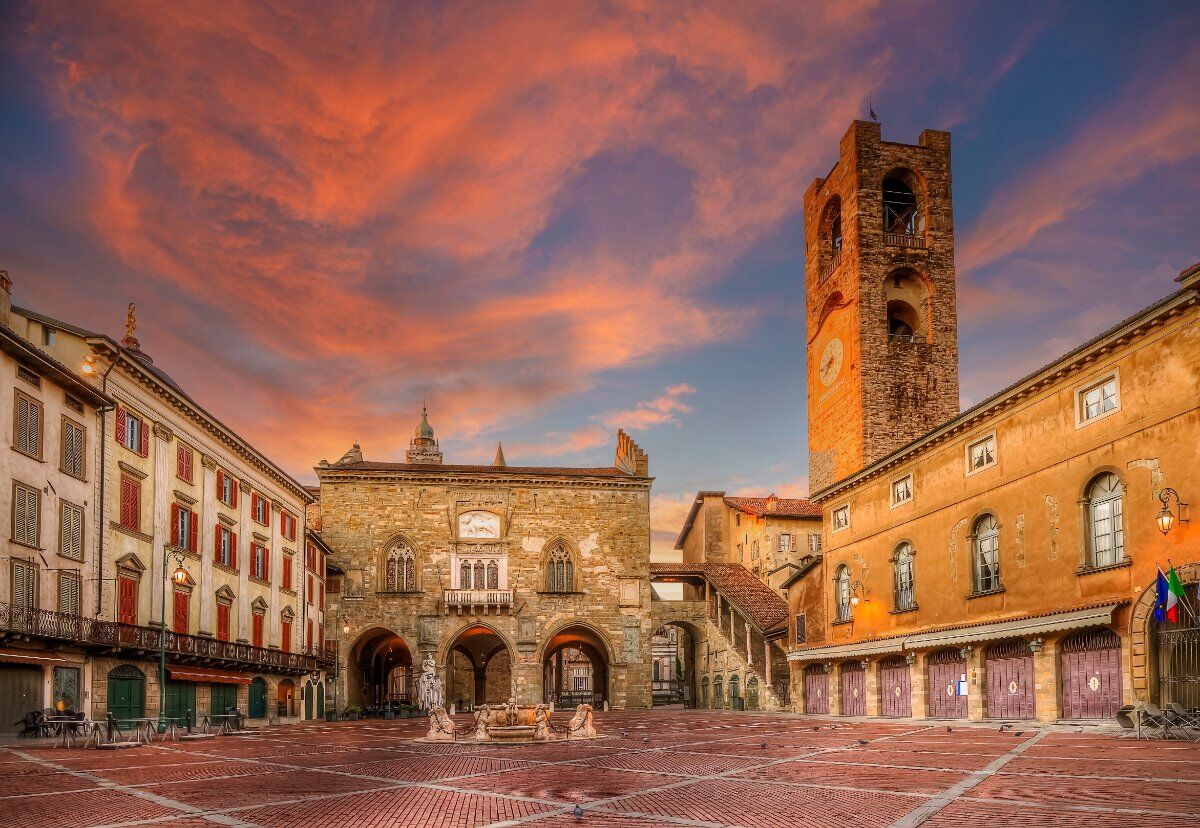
1157, 488, 1189, 535
158, 547, 189, 732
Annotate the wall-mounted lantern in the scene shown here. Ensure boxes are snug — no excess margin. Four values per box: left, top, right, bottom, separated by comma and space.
1157, 488, 1189, 535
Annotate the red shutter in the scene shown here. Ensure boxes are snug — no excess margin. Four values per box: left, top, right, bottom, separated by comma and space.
217, 604, 230, 641
188, 512, 198, 552
282, 556, 291, 590
216, 469, 224, 501
172, 591, 188, 633
231, 480, 238, 509
252, 613, 263, 648
214, 524, 221, 560
115, 406, 127, 445
265, 546, 271, 582
170, 503, 180, 546
306, 620, 313, 652
121, 478, 140, 530
139, 420, 149, 456
231, 532, 238, 570
281, 620, 291, 653
118, 577, 137, 624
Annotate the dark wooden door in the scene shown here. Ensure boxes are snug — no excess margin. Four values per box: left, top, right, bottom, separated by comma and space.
840, 664, 866, 716
210, 683, 237, 716
927, 651, 967, 718
880, 659, 912, 717
805, 668, 828, 714
164, 680, 196, 723
0, 665, 42, 731
106, 666, 145, 723
1061, 629, 1121, 719
986, 640, 1035, 719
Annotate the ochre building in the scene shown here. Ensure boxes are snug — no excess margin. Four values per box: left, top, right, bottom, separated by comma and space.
787, 120, 1200, 723
316, 417, 655, 710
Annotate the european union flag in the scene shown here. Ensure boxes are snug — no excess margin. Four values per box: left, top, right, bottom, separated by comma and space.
1153, 568, 1170, 622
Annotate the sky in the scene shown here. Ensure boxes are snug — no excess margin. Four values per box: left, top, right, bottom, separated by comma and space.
1, 1, 1198, 558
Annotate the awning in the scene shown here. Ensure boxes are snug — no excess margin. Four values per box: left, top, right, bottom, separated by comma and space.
167, 665, 253, 685
903, 603, 1120, 650
0, 648, 68, 666
787, 637, 905, 662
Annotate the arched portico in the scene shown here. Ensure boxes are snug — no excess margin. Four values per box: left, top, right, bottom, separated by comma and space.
443, 623, 514, 708
541, 622, 612, 708
347, 627, 415, 707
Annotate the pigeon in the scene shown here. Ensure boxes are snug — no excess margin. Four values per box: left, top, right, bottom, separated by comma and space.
999, 724, 1012, 732
812, 726, 821, 731
857, 739, 869, 745
573, 804, 584, 820
1013, 731, 1024, 737
945, 726, 953, 733
642, 736, 650, 743
760, 741, 767, 749
620, 730, 628, 739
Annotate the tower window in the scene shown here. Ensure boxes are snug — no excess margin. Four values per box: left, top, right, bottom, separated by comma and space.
884, 268, 928, 342
882, 171, 925, 240
819, 197, 843, 280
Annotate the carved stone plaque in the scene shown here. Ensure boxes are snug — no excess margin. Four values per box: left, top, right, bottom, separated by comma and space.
622, 619, 641, 664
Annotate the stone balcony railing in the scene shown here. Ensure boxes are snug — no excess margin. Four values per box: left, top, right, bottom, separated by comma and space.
443, 589, 514, 614
883, 232, 927, 249
0, 602, 335, 674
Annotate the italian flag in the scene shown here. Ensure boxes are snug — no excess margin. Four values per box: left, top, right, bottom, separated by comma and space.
1166, 565, 1185, 623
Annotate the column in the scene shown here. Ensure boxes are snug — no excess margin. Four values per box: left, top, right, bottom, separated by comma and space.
764, 641, 772, 686
827, 663, 842, 715
965, 646, 985, 721
1031, 636, 1059, 723
237, 477, 252, 642
864, 659, 880, 717
744, 618, 752, 666
198, 455, 218, 636
270, 498, 283, 646
909, 653, 928, 718
150, 421, 174, 624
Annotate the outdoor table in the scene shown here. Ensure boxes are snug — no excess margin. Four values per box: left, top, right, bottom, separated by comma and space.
203, 713, 241, 734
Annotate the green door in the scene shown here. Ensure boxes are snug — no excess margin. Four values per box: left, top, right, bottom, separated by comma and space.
248, 677, 267, 718
0, 665, 43, 732
106, 665, 145, 724
53, 666, 81, 713
317, 682, 325, 717
164, 680, 196, 725
210, 683, 237, 715
304, 681, 314, 719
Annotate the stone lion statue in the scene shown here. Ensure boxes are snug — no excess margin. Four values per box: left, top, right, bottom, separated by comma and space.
426, 706, 456, 741
473, 704, 490, 741
533, 703, 551, 741
567, 703, 595, 739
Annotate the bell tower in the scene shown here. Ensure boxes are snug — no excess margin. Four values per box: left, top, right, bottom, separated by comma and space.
805, 121, 959, 492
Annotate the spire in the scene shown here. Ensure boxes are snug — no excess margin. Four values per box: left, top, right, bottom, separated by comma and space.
121, 302, 141, 351
492, 442, 507, 467
406, 403, 443, 465
414, 402, 436, 441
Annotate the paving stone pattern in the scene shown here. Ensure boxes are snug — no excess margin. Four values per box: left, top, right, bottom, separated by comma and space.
2, 710, 1198, 828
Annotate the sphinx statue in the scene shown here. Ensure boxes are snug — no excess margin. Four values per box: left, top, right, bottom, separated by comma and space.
567, 703, 595, 739
426, 706, 455, 741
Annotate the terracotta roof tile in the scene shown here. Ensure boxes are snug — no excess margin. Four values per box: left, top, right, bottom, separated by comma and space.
650, 562, 788, 632
722, 496, 821, 518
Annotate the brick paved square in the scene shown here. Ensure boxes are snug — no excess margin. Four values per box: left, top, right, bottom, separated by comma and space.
2, 712, 1199, 828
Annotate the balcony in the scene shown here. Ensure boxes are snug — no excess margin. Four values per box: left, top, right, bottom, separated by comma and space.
883, 232, 926, 249
443, 589, 513, 615
0, 602, 335, 675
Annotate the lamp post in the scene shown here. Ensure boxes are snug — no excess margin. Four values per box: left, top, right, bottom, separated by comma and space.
159, 546, 189, 732
336, 617, 351, 719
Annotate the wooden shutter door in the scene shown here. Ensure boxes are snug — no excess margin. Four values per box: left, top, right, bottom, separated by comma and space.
139, 421, 149, 455
252, 614, 263, 648
188, 513, 198, 552
217, 604, 229, 641
172, 591, 188, 633
170, 504, 180, 546
115, 406, 127, 445
118, 577, 137, 624
281, 620, 291, 653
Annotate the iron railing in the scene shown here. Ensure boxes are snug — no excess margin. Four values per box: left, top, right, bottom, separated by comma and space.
1160, 626, 1200, 710
0, 602, 334, 674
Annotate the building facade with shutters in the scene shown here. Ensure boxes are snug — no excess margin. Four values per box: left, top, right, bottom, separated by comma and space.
787, 121, 1200, 722
315, 417, 655, 711
3, 287, 332, 726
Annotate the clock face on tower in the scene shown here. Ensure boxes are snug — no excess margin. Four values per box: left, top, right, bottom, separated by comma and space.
819, 337, 844, 387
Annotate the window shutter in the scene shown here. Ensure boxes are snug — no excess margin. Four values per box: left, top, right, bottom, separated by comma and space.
115, 406, 127, 445
139, 421, 149, 455
216, 469, 224, 500
63, 421, 84, 476
60, 503, 82, 559
12, 561, 35, 609
173, 591, 188, 633
170, 503, 180, 546
188, 512, 198, 552
118, 577, 137, 624
231, 532, 238, 569
59, 573, 80, 615
231, 480, 238, 508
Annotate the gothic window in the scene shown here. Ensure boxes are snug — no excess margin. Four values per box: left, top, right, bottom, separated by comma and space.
1086, 473, 1124, 567
834, 565, 852, 622
486, 560, 499, 590
545, 543, 574, 592
459, 560, 471, 589
893, 543, 915, 611
383, 541, 416, 592
473, 561, 485, 590
972, 514, 1001, 593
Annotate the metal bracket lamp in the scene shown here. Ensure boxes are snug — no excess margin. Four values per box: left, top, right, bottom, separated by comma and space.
1156, 488, 1189, 535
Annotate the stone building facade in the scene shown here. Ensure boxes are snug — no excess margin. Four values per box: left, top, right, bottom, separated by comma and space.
788, 121, 1200, 722
316, 421, 654, 710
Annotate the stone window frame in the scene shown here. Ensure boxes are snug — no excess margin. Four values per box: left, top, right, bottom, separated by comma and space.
1074, 367, 1120, 429
380, 535, 420, 593
891, 541, 917, 613
967, 512, 1004, 597
1077, 468, 1131, 574
542, 539, 579, 594
889, 472, 914, 509
831, 503, 851, 534
964, 431, 998, 477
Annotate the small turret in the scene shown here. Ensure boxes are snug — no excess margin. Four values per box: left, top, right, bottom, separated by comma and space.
492, 443, 507, 467
406, 404, 443, 465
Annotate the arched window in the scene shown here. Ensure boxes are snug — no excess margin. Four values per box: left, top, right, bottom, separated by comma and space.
893, 543, 915, 610
820, 197, 843, 280
459, 560, 471, 589
882, 171, 924, 238
383, 540, 416, 592
1086, 473, 1125, 567
473, 561, 485, 591
834, 565, 852, 622
545, 543, 574, 592
486, 560, 499, 590
884, 268, 928, 342
972, 514, 1001, 593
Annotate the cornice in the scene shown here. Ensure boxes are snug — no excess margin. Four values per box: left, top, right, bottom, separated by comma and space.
315, 468, 652, 491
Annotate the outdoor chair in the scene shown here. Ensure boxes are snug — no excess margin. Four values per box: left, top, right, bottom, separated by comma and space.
1115, 705, 1138, 736
1141, 703, 1187, 739
13, 711, 41, 738
1166, 703, 1200, 740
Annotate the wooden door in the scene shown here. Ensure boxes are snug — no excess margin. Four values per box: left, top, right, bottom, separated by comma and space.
805, 667, 828, 714
927, 650, 967, 718
164, 681, 196, 724
304, 681, 314, 719
210, 683, 237, 715
880, 658, 912, 717
1061, 629, 1121, 719
118, 577, 138, 625
840, 663, 866, 716
248, 677, 267, 718
107, 665, 145, 723
986, 640, 1035, 719
0, 665, 42, 731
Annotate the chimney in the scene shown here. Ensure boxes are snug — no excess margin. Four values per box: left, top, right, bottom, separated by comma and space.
0, 271, 11, 328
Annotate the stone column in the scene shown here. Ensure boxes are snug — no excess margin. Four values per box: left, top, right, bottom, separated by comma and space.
744, 619, 752, 666
198, 455, 218, 636
965, 646, 985, 721
237, 478, 252, 642
150, 421, 174, 624
1031, 636, 1059, 722
270, 499, 283, 647
764, 641, 771, 687
908, 653, 928, 718
864, 659, 880, 717
828, 663, 842, 715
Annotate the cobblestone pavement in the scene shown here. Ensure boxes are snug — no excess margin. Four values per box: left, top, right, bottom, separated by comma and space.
3, 710, 1198, 828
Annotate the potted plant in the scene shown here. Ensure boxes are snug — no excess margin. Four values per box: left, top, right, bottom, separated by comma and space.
325, 709, 339, 722
344, 705, 362, 721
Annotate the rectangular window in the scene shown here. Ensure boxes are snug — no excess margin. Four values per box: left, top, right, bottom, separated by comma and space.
306, 543, 316, 570
832, 505, 850, 533
251, 493, 269, 526
251, 543, 268, 581
58, 571, 81, 616
307, 575, 314, 604
216, 603, 231, 641
751, 540, 760, 560
280, 618, 291, 653
172, 590, 189, 634
176, 444, 193, 483
319, 581, 325, 608
251, 613, 264, 648
794, 613, 807, 645
118, 576, 138, 624
119, 476, 141, 531
779, 533, 792, 553
1078, 373, 1120, 425
61, 417, 86, 478
170, 503, 197, 552
306, 619, 313, 652
14, 390, 43, 459
281, 555, 293, 590
11, 559, 36, 609
41, 327, 56, 347
60, 501, 83, 560
12, 482, 40, 547
891, 474, 913, 507
217, 469, 238, 508
1092, 495, 1124, 567
216, 525, 236, 569
808, 533, 822, 553
115, 406, 149, 455
966, 433, 997, 475
280, 511, 296, 541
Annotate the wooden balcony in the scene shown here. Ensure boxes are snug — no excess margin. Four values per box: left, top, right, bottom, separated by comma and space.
0, 602, 335, 675
443, 589, 513, 615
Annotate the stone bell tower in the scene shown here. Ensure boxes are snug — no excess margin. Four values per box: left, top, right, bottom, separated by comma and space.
406, 405, 443, 465
805, 121, 959, 492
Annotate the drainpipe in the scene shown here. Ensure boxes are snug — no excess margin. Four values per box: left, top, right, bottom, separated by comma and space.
94, 349, 123, 615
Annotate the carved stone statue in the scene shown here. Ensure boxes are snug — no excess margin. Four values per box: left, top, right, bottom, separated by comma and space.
473, 704, 490, 741
504, 697, 519, 726
533, 703, 551, 741
426, 706, 455, 741
567, 703, 595, 739
417, 653, 443, 711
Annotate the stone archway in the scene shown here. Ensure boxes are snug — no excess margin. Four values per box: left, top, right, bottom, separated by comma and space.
541, 623, 612, 708
1131, 562, 1200, 706
651, 620, 700, 707
444, 623, 513, 708
347, 627, 415, 707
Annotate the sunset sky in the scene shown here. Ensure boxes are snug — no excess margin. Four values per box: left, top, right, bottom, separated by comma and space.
1, 1, 1198, 556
